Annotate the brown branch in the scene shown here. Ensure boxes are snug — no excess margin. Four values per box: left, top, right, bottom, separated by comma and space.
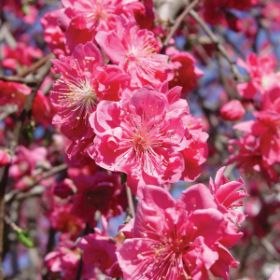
189, 10, 244, 83
18, 54, 54, 78
163, 0, 200, 47
0, 75, 37, 86
0, 54, 54, 86
0, 58, 52, 278
5, 163, 67, 204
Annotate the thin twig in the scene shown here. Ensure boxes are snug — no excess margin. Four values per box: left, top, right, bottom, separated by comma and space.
189, 10, 244, 82
163, 0, 200, 47
0, 58, 52, 277
0, 75, 37, 86
18, 54, 54, 78
5, 163, 67, 204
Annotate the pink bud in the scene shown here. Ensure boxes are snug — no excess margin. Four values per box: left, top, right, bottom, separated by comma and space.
220, 100, 245, 121
0, 150, 11, 167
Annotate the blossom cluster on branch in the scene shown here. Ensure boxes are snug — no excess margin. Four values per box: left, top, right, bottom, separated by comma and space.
0, 0, 280, 279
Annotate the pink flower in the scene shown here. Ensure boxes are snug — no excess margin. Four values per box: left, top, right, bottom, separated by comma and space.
117, 183, 244, 280
32, 92, 54, 126
0, 150, 10, 167
79, 232, 121, 278
88, 87, 189, 190
96, 25, 169, 87
0, 81, 31, 113
70, 171, 127, 224
2, 42, 42, 71
220, 100, 245, 121
49, 204, 85, 240
229, 134, 279, 183
180, 116, 208, 182
63, 0, 143, 32
167, 48, 203, 95
51, 42, 128, 141
41, 9, 69, 56
65, 137, 94, 166
232, 89, 280, 182
9, 146, 50, 184
237, 53, 280, 99
209, 167, 247, 229
45, 242, 80, 280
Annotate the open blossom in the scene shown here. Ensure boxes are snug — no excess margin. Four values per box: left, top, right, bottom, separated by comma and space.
117, 179, 245, 280
96, 24, 169, 87
51, 42, 128, 141
231, 89, 280, 183
229, 134, 280, 183
237, 53, 280, 99
89, 87, 205, 190
63, 0, 143, 32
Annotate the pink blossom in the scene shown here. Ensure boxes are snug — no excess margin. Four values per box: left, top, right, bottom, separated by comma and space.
96, 24, 169, 87
45, 242, 80, 280
89, 87, 189, 190
63, 0, 143, 32
229, 134, 279, 183
9, 146, 50, 189
62, 0, 143, 50
51, 42, 128, 141
180, 116, 208, 182
237, 53, 280, 99
79, 232, 121, 278
0, 150, 10, 167
232, 89, 280, 182
0, 81, 31, 113
2, 42, 42, 71
220, 100, 245, 121
41, 9, 69, 56
49, 204, 85, 240
70, 171, 127, 224
117, 182, 244, 280
167, 48, 203, 95
32, 92, 54, 126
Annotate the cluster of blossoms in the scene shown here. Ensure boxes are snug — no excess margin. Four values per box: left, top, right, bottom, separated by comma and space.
36, 0, 247, 279
3, 0, 280, 279
227, 53, 280, 184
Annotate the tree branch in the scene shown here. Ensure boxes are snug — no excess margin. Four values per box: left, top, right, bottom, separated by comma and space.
189, 10, 244, 82
163, 0, 200, 47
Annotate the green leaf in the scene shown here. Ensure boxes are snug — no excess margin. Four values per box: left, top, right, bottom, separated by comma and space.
16, 230, 35, 248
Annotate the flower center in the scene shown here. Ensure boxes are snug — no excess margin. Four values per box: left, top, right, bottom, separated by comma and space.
132, 131, 151, 153
66, 79, 97, 117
